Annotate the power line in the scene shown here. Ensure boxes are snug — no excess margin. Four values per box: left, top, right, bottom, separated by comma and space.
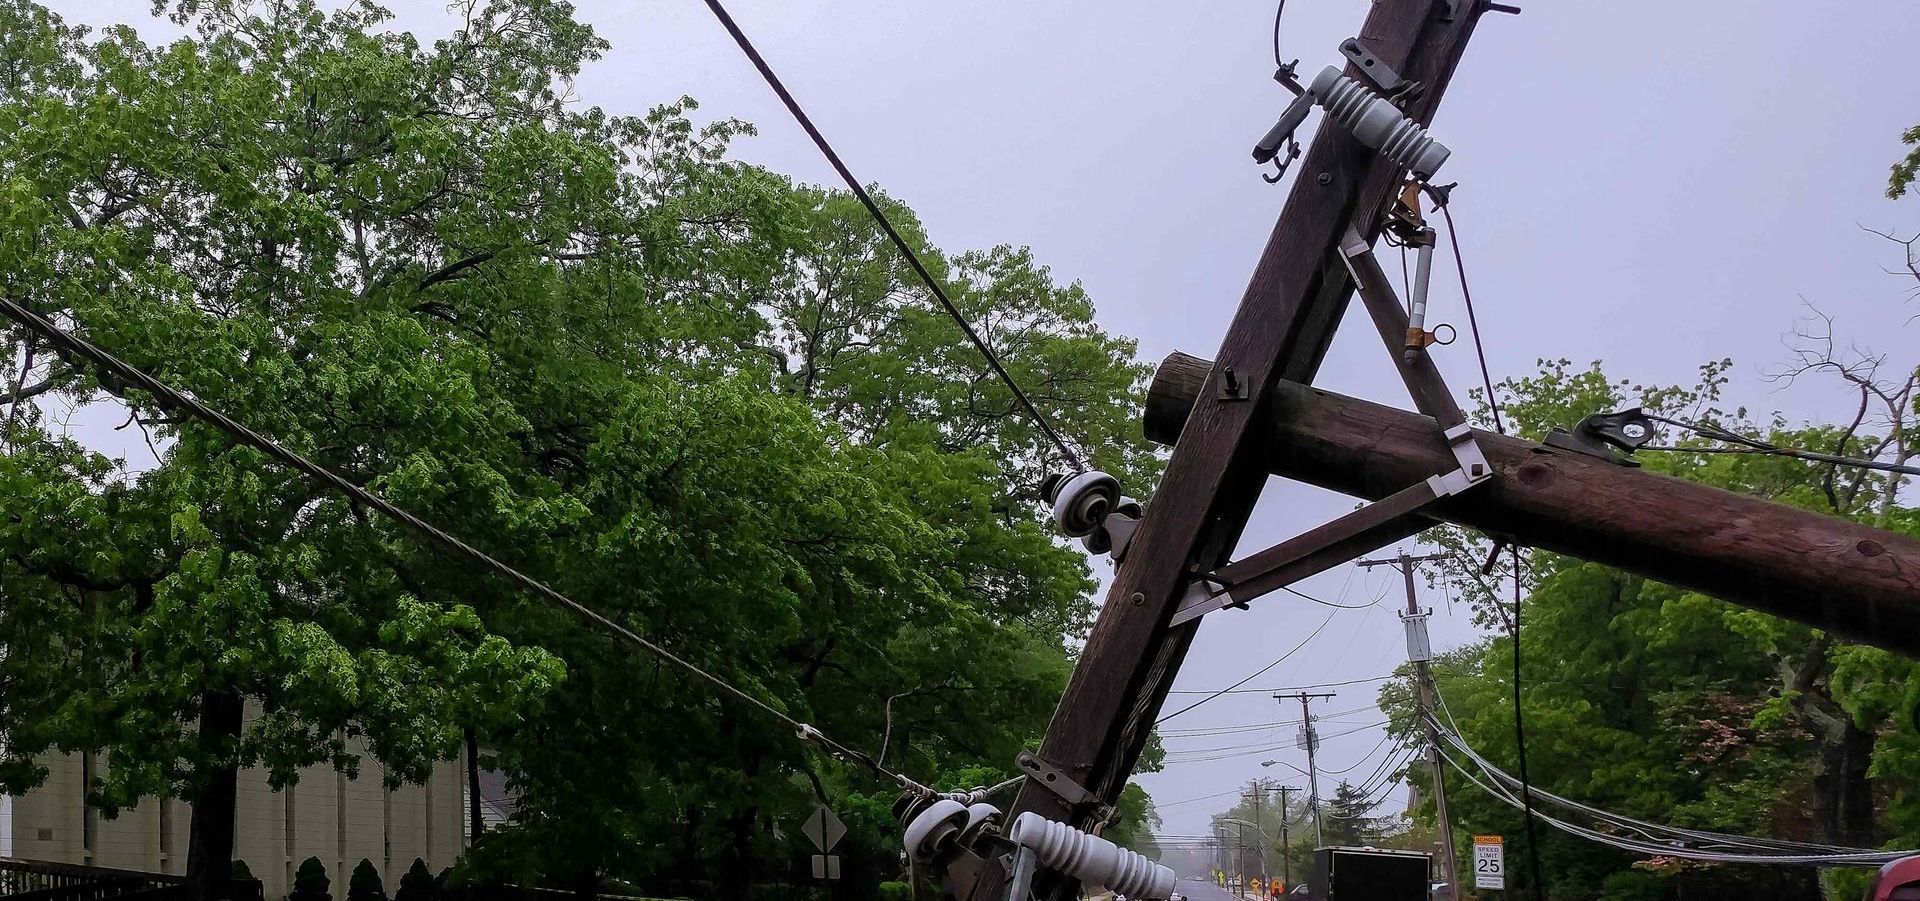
694, 0, 1085, 472
1508, 548, 1546, 901
1284, 584, 1381, 609
1154, 610, 1338, 725
1427, 714, 1872, 856
1319, 731, 1398, 776
1435, 739, 1915, 867
1641, 414, 1920, 477
1271, 0, 1290, 68
1432, 192, 1506, 435
1164, 673, 1400, 695
0, 296, 933, 798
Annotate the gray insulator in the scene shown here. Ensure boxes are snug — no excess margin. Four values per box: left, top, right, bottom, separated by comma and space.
1309, 65, 1451, 180
1006, 812, 1176, 900
904, 799, 971, 861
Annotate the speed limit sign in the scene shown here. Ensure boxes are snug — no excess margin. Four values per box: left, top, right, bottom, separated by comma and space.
1473, 835, 1506, 890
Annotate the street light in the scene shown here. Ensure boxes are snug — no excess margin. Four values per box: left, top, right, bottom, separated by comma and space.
1261, 759, 1310, 777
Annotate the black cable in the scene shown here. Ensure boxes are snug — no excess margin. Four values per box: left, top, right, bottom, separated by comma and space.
1272, 0, 1289, 68
1510, 548, 1546, 901
1320, 732, 1396, 775
1640, 415, 1920, 477
695, 0, 1085, 473
1164, 673, 1398, 695
1155, 610, 1337, 725
1435, 197, 1506, 435
1282, 584, 1381, 609
0, 296, 932, 797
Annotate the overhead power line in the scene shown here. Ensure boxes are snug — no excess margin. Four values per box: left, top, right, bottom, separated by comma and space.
1164, 673, 1400, 695
1436, 740, 1915, 867
1154, 609, 1337, 725
1643, 414, 1920, 477
1431, 192, 1506, 436
694, 0, 1085, 472
0, 296, 933, 798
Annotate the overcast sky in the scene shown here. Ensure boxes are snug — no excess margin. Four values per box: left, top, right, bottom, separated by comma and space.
43, 0, 1920, 843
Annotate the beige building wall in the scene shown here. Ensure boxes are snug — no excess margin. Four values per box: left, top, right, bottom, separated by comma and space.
3, 723, 466, 900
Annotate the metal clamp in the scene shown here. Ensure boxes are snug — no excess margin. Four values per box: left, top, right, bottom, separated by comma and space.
1338, 37, 1423, 106
1169, 579, 1233, 628
1544, 407, 1655, 465
1015, 752, 1098, 809
1444, 423, 1492, 484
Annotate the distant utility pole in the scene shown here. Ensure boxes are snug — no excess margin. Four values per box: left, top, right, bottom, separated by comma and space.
1359, 550, 1458, 896
1277, 784, 1298, 891
1277, 691, 1336, 846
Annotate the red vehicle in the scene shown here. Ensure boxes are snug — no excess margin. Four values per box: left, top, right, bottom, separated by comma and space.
1868, 855, 1920, 901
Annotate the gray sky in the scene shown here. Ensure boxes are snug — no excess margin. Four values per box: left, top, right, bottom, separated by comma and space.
43, 0, 1920, 841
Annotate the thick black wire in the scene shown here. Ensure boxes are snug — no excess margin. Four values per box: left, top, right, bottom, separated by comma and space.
1436, 200, 1506, 435
1510, 548, 1546, 901
695, 0, 1085, 473
1272, 0, 1289, 67
0, 296, 931, 797
1641, 414, 1920, 477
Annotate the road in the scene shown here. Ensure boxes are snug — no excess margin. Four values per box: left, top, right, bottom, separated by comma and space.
1166, 877, 1247, 901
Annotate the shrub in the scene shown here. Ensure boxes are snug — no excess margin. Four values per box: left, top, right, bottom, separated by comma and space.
290, 858, 331, 901
394, 859, 438, 901
347, 860, 387, 901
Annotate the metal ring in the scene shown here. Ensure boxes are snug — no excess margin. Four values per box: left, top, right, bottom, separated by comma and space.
1431, 322, 1458, 346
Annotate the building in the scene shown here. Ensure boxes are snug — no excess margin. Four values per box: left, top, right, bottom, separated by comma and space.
1, 726, 469, 899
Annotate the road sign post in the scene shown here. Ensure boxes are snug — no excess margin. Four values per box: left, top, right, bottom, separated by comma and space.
1473, 835, 1505, 891
803, 806, 847, 883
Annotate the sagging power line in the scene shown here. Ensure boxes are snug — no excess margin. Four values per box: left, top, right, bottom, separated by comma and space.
0, 296, 935, 799
693, 0, 1085, 473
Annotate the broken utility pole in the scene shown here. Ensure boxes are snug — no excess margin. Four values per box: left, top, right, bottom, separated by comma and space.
1358, 551, 1459, 895
948, 3, 1490, 898
1145, 357, 1920, 657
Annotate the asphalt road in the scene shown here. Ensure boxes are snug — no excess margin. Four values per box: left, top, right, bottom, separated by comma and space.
1165, 877, 1243, 901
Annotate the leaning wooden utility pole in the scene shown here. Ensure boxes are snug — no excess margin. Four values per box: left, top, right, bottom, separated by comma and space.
947, 3, 1489, 898
1358, 551, 1459, 896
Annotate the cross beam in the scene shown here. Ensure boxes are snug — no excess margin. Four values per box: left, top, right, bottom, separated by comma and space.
1145, 355, 1920, 656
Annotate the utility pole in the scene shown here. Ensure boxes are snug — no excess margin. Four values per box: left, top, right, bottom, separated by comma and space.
943, 4, 1491, 897
1277, 785, 1297, 892
1251, 780, 1271, 889
1142, 361, 1920, 656
1359, 550, 1458, 897
1279, 692, 1336, 847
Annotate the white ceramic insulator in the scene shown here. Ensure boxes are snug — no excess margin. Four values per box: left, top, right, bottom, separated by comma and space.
904, 799, 970, 861
1309, 65, 1451, 179
1007, 812, 1176, 900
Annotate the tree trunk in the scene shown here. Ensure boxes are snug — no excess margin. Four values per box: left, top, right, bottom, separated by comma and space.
1812, 719, 1879, 847
718, 754, 763, 901
465, 728, 484, 846
570, 866, 597, 901
184, 690, 243, 901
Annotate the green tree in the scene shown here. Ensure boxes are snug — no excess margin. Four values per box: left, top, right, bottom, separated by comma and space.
0, 5, 1156, 901
1389, 342, 1918, 899
393, 860, 436, 901
1321, 780, 1389, 848
347, 860, 386, 901
290, 858, 331, 901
